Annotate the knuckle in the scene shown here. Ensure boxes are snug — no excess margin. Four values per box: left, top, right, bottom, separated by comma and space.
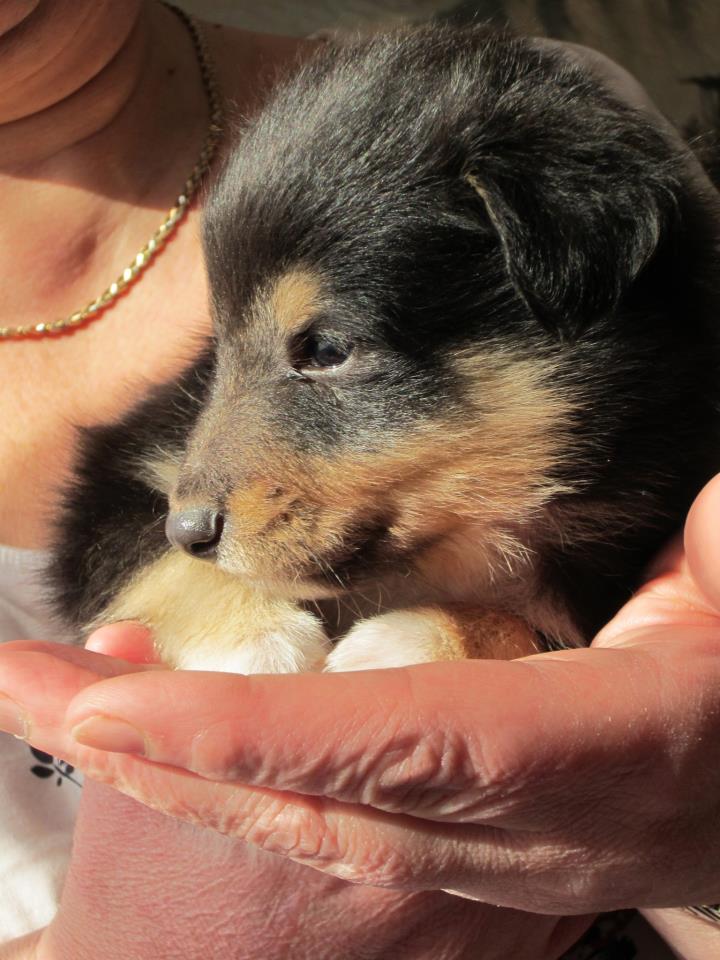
356, 716, 489, 821
233, 794, 419, 888
331, 822, 422, 887
514, 831, 656, 914
465, 739, 538, 821
231, 793, 333, 861
553, 854, 641, 912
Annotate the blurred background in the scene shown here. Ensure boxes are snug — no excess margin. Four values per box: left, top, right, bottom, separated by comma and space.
179, 0, 720, 133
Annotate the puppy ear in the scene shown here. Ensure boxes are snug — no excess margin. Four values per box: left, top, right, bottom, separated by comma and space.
463, 153, 675, 338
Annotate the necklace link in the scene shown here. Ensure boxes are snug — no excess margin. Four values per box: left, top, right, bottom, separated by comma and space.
0, 4, 223, 342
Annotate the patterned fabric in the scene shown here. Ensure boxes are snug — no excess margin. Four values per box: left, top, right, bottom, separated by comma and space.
0, 546, 82, 942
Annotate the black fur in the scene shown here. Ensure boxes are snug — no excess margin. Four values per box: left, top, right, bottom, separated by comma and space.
49, 25, 720, 648
50, 356, 213, 628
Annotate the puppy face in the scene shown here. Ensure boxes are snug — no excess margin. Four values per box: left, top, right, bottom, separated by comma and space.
172, 282, 575, 596
167, 26, 700, 602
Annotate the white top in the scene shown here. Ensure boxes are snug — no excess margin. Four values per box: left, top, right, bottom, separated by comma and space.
0, 545, 82, 943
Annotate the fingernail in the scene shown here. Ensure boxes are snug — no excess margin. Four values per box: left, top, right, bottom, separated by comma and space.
0, 693, 30, 740
71, 716, 147, 755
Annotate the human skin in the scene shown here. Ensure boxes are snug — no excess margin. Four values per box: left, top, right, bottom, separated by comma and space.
0, 0, 305, 547
4, 479, 720, 959
0, 651, 591, 959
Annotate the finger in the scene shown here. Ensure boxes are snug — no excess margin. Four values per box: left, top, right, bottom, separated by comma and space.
686, 472, 720, 613
85, 622, 161, 664
67, 745, 540, 909
592, 568, 720, 649
0, 639, 162, 675
69, 745, 667, 914
595, 478, 720, 649
66, 637, 720, 827
66, 660, 546, 818
0, 643, 158, 760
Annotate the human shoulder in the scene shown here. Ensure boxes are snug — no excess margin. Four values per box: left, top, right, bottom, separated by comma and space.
201, 20, 322, 121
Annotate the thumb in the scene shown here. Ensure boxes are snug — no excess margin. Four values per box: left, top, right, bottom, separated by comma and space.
685, 472, 720, 613
85, 622, 161, 664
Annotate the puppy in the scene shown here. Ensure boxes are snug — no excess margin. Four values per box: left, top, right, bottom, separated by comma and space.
49, 24, 720, 674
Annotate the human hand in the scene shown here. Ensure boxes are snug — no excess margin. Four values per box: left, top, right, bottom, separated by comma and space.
3, 486, 720, 924
5, 478, 720, 959
0, 632, 589, 960
62, 626, 719, 916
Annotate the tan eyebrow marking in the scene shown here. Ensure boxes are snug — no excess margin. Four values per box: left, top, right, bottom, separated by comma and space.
266, 268, 323, 334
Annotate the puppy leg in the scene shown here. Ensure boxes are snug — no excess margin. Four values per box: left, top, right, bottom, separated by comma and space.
91, 551, 329, 674
325, 604, 538, 672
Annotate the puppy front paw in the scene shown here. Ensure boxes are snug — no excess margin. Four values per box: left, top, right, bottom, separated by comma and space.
325, 609, 450, 672
94, 551, 330, 674
325, 605, 538, 672
174, 604, 329, 674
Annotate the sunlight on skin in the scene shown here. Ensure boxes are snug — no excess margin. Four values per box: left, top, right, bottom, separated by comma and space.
84, 622, 159, 664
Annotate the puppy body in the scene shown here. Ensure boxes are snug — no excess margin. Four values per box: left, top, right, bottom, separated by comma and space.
50, 25, 720, 673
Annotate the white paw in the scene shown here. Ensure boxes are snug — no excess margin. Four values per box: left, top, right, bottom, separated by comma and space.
173, 606, 330, 674
99, 550, 330, 675
325, 610, 446, 672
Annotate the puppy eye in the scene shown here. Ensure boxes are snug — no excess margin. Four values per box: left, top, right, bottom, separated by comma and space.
290, 332, 354, 374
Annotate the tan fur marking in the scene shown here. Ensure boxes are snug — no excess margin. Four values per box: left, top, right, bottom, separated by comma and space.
423, 605, 540, 661
137, 453, 181, 496
266, 268, 323, 334
226, 482, 291, 538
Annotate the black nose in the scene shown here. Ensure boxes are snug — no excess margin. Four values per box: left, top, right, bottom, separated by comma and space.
165, 508, 224, 560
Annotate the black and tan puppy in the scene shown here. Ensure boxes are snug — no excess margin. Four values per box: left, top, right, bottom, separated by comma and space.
50, 25, 720, 674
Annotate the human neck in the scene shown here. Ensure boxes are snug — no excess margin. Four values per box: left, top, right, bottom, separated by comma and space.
0, 0, 211, 325
0, 0, 152, 171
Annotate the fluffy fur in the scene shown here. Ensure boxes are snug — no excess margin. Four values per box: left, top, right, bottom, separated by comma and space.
49, 25, 720, 671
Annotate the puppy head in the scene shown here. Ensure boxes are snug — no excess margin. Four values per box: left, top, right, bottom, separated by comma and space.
166, 26, 696, 598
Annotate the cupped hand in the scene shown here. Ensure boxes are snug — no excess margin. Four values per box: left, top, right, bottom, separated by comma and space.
0, 646, 588, 960
3, 478, 720, 925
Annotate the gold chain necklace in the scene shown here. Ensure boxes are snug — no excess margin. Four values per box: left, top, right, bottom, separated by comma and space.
0, 4, 223, 342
